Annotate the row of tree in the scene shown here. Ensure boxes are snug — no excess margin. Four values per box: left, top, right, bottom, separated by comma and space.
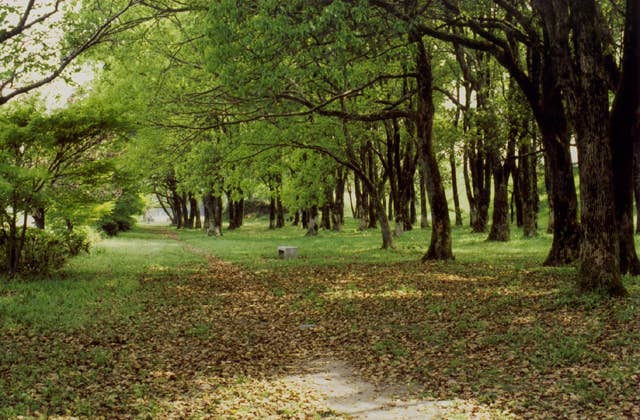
1, 1, 639, 297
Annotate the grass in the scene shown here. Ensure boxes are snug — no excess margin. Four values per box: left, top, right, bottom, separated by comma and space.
177, 215, 555, 271
2, 220, 640, 418
0, 226, 204, 332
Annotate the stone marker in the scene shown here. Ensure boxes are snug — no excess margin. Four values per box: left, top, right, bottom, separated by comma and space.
278, 246, 298, 259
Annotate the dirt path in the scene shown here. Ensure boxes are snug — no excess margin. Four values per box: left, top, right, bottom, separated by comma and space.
283, 359, 474, 419
157, 229, 495, 419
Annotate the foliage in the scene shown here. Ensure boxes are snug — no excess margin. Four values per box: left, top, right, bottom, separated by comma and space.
97, 190, 145, 236
0, 97, 127, 274
1, 228, 67, 276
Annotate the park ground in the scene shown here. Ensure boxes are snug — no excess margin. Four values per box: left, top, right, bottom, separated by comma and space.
2, 220, 640, 418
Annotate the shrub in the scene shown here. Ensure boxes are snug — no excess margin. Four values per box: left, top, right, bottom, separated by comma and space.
60, 230, 91, 256
17, 229, 68, 275
97, 191, 144, 236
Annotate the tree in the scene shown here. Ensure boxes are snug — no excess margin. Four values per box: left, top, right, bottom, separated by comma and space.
0, 98, 126, 274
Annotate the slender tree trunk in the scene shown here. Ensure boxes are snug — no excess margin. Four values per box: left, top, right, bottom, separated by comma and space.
410, 182, 417, 227
269, 196, 276, 229
181, 193, 190, 228
449, 149, 463, 226
293, 209, 300, 226
415, 37, 453, 260
276, 196, 285, 228
202, 194, 210, 231
419, 163, 429, 229
373, 189, 395, 249
186, 194, 197, 229
155, 192, 175, 225
487, 139, 516, 241
332, 168, 345, 231
519, 139, 538, 237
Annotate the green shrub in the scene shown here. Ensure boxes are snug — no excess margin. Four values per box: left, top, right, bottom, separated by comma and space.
97, 191, 144, 236
17, 229, 68, 275
60, 230, 91, 256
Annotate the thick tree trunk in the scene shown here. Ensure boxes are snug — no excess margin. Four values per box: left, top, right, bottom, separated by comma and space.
568, 0, 626, 296
32, 207, 45, 230
487, 167, 510, 241
635, 143, 640, 233
538, 96, 579, 265
306, 206, 319, 236
610, 0, 640, 275
415, 38, 453, 260
487, 145, 514, 241
234, 198, 244, 228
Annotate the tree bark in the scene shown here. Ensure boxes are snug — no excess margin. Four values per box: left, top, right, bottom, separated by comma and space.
449, 149, 463, 226
306, 205, 319, 236
32, 207, 45, 230
566, 0, 626, 295
610, 0, 640, 275
487, 138, 516, 241
269, 197, 276, 229
415, 37, 453, 260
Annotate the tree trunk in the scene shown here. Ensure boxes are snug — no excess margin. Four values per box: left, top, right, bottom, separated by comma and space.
415, 37, 453, 260
269, 197, 276, 229
293, 209, 300, 226
635, 141, 640, 233
306, 206, 319, 236
519, 138, 538, 237
234, 198, 244, 228
449, 149, 463, 226
181, 193, 190, 229
32, 207, 45, 230
202, 194, 210, 231
276, 196, 285, 228
610, 0, 640, 275
332, 168, 345, 231
487, 138, 516, 241
419, 164, 429, 229
187, 195, 197, 229
567, 0, 626, 295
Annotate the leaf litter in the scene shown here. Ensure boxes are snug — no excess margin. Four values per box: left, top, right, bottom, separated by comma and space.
2, 230, 640, 418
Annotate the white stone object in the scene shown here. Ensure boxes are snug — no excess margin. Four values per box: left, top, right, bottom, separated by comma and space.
278, 246, 298, 259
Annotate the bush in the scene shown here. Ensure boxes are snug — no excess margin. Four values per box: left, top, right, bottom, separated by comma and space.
97, 191, 144, 236
60, 230, 91, 256
17, 229, 68, 275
